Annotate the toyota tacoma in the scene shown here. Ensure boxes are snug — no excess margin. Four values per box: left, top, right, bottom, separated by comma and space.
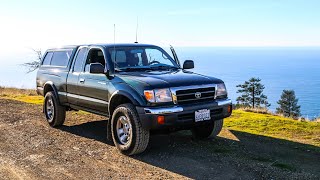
36, 43, 232, 155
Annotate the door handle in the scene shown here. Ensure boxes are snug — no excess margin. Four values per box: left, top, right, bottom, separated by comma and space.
79, 78, 85, 83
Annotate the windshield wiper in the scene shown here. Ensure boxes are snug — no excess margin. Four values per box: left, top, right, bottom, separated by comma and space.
117, 67, 151, 72
150, 65, 179, 71
116, 66, 178, 72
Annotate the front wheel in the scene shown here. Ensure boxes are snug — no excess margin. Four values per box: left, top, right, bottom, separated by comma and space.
111, 103, 150, 155
192, 119, 224, 139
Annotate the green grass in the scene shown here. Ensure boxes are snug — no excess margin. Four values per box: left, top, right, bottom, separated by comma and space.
225, 110, 320, 147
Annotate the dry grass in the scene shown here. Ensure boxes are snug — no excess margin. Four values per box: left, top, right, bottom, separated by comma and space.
0, 86, 43, 104
0, 86, 37, 96
236, 107, 272, 114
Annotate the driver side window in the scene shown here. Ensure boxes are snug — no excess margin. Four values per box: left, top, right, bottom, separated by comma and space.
85, 49, 106, 72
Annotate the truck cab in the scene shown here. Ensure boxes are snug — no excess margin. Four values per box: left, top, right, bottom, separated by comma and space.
36, 43, 232, 155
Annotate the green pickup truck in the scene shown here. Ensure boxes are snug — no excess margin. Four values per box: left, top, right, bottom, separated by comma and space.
36, 43, 232, 155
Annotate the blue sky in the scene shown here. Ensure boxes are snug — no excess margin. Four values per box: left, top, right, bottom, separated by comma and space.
0, 0, 319, 89
0, 0, 320, 52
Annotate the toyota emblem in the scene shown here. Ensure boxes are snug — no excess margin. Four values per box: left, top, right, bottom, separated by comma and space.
195, 92, 201, 99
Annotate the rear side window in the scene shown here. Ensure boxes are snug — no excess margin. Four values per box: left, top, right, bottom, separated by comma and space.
50, 50, 73, 67
73, 48, 88, 72
42, 52, 53, 65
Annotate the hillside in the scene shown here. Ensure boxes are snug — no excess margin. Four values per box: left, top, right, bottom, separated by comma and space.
226, 110, 320, 147
0, 87, 319, 179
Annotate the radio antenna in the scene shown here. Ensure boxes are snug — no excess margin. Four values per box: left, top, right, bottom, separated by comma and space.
135, 17, 138, 43
114, 24, 116, 45
113, 24, 116, 69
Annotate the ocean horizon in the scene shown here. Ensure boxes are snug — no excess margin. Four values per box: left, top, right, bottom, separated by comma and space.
1, 46, 319, 118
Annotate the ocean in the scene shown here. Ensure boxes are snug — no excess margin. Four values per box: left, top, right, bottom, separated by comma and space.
175, 47, 320, 119
1, 47, 319, 118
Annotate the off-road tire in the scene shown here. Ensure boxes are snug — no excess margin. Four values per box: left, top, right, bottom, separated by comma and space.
111, 103, 150, 155
192, 119, 224, 139
44, 91, 66, 127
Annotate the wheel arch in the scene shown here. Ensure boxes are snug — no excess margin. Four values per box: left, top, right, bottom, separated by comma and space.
108, 90, 141, 117
43, 81, 60, 103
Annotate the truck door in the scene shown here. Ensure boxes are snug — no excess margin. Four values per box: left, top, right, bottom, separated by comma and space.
66, 47, 88, 105
76, 47, 110, 114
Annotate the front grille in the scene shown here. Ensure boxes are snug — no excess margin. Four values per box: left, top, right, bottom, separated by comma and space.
175, 87, 215, 105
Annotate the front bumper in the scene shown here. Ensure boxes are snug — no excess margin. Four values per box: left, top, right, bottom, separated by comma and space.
136, 99, 232, 130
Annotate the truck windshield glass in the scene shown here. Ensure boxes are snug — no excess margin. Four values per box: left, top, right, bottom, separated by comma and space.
109, 47, 179, 71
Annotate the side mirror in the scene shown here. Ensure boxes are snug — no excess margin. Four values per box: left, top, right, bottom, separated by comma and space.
183, 60, 194, 69
89, 63, 105, 74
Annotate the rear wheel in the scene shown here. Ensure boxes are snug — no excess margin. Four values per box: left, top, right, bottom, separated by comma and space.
44, 92, 66, 127
111, 103, 149, 155
192, 119, 224, 139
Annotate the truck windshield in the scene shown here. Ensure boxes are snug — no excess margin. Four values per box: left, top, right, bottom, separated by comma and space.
109, 46, 179, 71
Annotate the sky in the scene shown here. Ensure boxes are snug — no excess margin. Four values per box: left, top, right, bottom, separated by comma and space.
1, 0, 320, 54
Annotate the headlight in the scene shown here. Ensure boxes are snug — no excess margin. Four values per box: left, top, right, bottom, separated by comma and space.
216, 83, 227, 97
144, 88, 172, 103
155, 89, 172, 102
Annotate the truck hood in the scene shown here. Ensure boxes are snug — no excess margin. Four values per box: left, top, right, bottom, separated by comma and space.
117, 69, 223, 89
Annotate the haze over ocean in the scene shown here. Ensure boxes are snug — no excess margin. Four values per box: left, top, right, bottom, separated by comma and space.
176, 47, 320, 118
0, 47, 319, 118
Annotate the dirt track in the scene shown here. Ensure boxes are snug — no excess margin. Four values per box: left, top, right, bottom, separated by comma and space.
0, 99, 319, 179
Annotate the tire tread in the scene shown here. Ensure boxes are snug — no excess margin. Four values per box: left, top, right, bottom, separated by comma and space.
44, 92, 66, 127
111, 103, 149, 155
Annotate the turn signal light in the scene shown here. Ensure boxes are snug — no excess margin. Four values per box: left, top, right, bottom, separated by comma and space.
228, 105, 232, 113
157, 116, 165, 125
144, 90, 155, 102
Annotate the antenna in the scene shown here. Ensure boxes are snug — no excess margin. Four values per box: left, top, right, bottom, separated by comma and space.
135, 17, 138, 43
113, 24, 116, 69
114, 24, 116, 45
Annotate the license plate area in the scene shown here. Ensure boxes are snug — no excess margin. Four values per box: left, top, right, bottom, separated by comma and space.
195, 109, 211, 122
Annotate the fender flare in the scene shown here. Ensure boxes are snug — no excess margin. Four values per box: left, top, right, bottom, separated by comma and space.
43, 81, 60, 103
108, 90, 143, 112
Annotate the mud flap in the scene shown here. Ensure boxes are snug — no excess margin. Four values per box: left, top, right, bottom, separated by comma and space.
106, 119, 112, 141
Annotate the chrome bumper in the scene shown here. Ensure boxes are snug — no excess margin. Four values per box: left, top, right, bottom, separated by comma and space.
144, 106, 183, 114
217, 99, 232, 106
144, 99, 232, 115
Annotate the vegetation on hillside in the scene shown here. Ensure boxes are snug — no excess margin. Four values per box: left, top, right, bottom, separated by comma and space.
236, 77, 270, 108
225, 110, 320, 147
235, 77, 306, 120
0, 87, 43, 104
276, 89, 301, 118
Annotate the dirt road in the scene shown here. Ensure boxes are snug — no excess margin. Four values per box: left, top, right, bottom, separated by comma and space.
0, 99, 319, 179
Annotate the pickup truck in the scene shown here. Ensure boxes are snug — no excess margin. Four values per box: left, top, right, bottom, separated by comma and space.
36, 43, 232, 155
